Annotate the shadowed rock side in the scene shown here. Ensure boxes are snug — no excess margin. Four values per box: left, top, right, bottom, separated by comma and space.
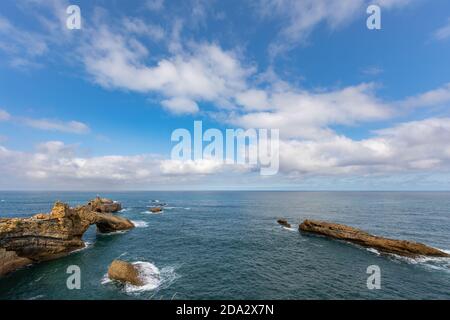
87, 197, 122, 213
0, 248, 32, 276
108, 260, 143, 286
0, 201, 134, 276
299, 219, 450, 258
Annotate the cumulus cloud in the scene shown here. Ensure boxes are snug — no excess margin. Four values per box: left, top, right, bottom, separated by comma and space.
161, 97, 199, 114
399, 83, 450, 108
160, 159, 224, 175
81, 25, 252, 114
230, 83, 391, 139
0, 143, 161, 188
235, 89, 271, 111
0, 141, 235, 189
278, 118, 450, 175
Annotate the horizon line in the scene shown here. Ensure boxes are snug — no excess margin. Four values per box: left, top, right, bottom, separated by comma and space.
1, 189, 450, 192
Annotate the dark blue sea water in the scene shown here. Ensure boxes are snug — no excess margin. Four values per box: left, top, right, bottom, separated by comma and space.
0, 191, 449, 300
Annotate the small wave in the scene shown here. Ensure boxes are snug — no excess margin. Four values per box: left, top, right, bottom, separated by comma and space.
282, 226, 297, 232
119, 208, 130, 213
28, 295, 45, 300
366, 248, 380, 255
131, 220, 149, 228
0, 199, 5, 202
97, 230, 128, 236
163, 206, 190, 210
382, 248, 450, 273
71, 241, 93, 254
102, 261, 178, 294
142, 209, 163, 215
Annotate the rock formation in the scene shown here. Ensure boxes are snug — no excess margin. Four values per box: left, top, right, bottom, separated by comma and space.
108, 260, 143, 286
0, 200, 134, 276
299, 219, 450, 258
0, 248, 32, 276
86, 197, 122, 213
277, 219, 291, 228
150, 207, 162, 213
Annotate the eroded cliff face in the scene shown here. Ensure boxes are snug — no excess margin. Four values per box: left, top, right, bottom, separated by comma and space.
0, 199, 134, 276
299, 219, 450, 258
87, 197, 122, 213
0, 248, 32, 276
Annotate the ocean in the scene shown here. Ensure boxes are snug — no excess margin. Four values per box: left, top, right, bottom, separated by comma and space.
0, 191, 449, 300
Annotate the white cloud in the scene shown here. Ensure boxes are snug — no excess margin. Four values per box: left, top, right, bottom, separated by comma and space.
0, 141, 231, 189
21, 118, 90, 134
122, 17, 165, 41
3, 116, 450, 189
81, 26, 252, 114
0, 108, 91, 134
361, 66, 384, 76
146, 0, 165, 11
0, 16, 48, 67
160, 159, 224, 175
230, 83, 391, 139
235, 89, 271, 111
256, 0, 415, 56
0, 109, 11, 121
278, 118, 450, 175
399, 83, 450, 108
161, 97, 199, 114
434, 18, 450, 41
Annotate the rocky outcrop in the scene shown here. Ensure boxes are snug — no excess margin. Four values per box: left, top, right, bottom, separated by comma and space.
299, 219, 450, 258
149, 207, 162, 213
96, 213, 134, 233
108, 260, 143, 286
87, 197, 122, 213
0, 200, 134, 276
0, 248, 32, 276
277, 219, 291, 228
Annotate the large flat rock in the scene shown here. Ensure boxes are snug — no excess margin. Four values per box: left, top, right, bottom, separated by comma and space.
299, 219, 450, 258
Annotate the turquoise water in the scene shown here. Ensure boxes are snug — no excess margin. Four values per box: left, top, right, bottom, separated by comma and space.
0, 191, 449, 300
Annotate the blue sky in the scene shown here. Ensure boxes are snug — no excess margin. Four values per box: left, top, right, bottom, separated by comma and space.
1, 0, 450, 190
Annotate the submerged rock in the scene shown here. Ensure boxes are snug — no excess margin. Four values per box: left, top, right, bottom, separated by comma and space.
277, 219, 291, 228
87, 197, 122, 213
0, 200, 134, 276
108, 260, 143, 286
299, 219, 450, 258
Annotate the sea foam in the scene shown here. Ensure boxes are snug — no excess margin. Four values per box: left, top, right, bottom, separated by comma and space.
131, 220, 149, 228
102, 261, 178, 294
